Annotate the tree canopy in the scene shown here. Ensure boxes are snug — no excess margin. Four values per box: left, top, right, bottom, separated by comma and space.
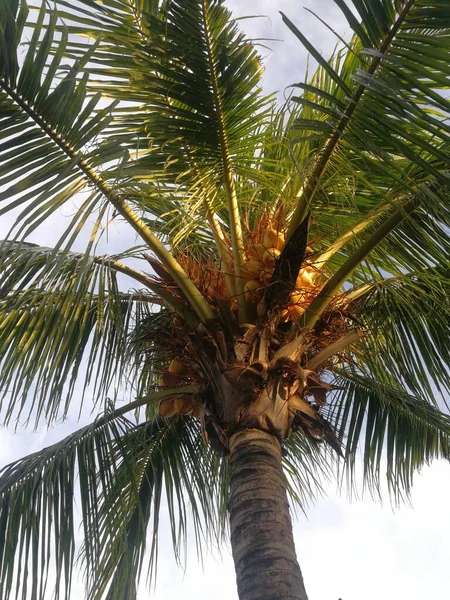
0, 1, 449, 598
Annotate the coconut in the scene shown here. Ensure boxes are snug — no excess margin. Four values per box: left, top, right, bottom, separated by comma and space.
279, 308, 290, 322
261, 267, 274, 286
159, 398, 176, 417
290, 290, 306, 305
191, 402, 203, 420
262, 247, 281, 267
179, 398, 193, 416
172, 315, 185, 330
263, 228, 285, 251
161, 371, 185, 387
257, 299, 266, 317
169, 358, 190, 375
173, 397, 184, 414
244, 279, 264, 303
288, 304, 305, 320
248, 243, 266, 260
296, 267, 315, 288
206, 281, 221, 300
241, 259, 264, 280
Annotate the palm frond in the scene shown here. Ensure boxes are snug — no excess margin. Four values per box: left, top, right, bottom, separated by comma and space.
0, 407, 134, 600
0, 0, 214, 323
328, 371, 450, 501
304, 197, 419, 327
0, 412, 223, 600
90, 418, 226, 600
282, 434, 333, 511
49, 0, 277, 319
1, 2, 450, 597
0, 1, 117, 237
49, 0, 277, 257
0, 240, 166, 425
355, 267, 450, 406
282, 1, 450, 282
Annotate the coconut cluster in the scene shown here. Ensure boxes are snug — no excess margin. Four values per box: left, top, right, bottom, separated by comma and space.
241, 227, 318, 320
158, 358, 202, 418
156, 222, 323, 419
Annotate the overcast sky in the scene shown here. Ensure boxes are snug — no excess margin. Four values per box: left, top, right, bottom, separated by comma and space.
1, 1, 449, 599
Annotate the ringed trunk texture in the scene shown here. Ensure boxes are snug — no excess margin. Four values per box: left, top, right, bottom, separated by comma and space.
229, 429, 309, 600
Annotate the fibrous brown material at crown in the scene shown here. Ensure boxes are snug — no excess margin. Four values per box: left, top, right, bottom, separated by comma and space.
139, 211, 361, 455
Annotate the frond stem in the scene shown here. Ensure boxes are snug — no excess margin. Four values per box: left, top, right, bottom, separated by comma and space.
183, 143, 236, 299
95, 257, 156, 289
0, 386, 200, 477
286, 0, 416, 238
101, 385, 200, 425
313, 205, 390, 271
306, 331, 364, 370
201, 0, 248, 321
303, 197, 419, 329
0, 78, 214, 324
205, 207, 237, 299
94, 257, 199, 325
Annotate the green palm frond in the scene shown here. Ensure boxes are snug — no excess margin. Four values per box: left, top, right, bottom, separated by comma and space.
0, 0, 214, 323
90, 418, 226, 600
1, 1, 450, 598
355, 267, 450, 405
0, 1, 118, 240
329, 371, 450, 501
0, 413, 221, 600
0, 402, 333, 600
0, 240, 165, 425
51, 0, 273, 250
48, 0, 278, 320
131, 100, 298, 252
0, 408, 134, 600
282, 1, 450, 279
282, 433, 332, 510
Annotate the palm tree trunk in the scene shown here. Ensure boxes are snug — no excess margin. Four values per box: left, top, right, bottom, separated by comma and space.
228, 429, 309, 600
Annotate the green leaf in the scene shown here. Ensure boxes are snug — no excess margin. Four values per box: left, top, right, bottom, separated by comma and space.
280, 12, 352, 95
0, 241, 157, 425
0, 413, 226, 600
1, 1, 450, 597
329, 371, 450, 500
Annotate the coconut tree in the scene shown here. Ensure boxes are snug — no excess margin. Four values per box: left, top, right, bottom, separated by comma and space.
0, 0, 450, 598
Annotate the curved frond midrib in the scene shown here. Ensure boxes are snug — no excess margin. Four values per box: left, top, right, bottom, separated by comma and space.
200, 0, 247, 319
286, 0, 416, 236
0, 79, 214, 322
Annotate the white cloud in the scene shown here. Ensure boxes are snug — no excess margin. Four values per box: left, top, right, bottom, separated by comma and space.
294, 460, 450, 600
